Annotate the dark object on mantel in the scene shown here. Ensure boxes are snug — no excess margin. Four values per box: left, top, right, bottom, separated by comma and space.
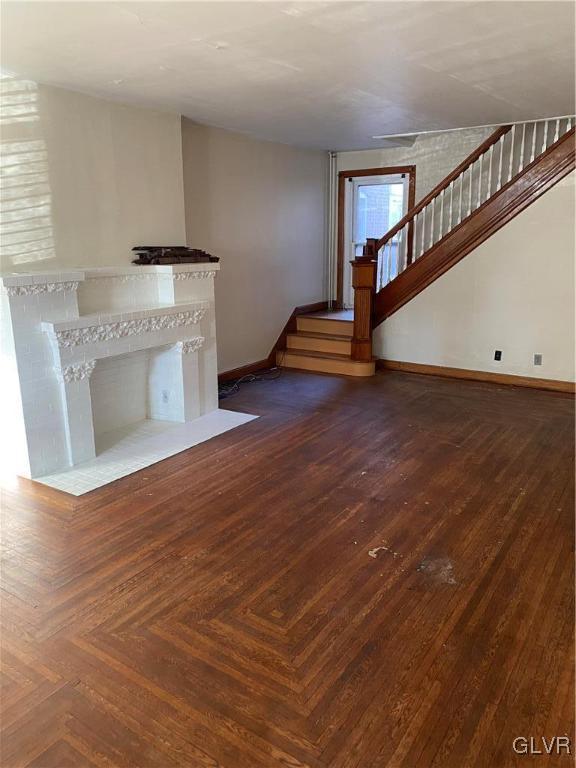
131, 246, 219, 265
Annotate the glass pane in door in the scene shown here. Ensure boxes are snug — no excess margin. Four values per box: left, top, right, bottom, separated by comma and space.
353, 182, 404, 244
353, 181, 405, 287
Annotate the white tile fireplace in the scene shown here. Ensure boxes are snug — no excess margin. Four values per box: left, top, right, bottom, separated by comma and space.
1, 263, 255, 494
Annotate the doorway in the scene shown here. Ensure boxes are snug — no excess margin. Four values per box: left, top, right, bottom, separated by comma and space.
337, 166, 416, 309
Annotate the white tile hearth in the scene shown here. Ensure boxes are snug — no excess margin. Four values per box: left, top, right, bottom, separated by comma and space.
36, 409, 257, 495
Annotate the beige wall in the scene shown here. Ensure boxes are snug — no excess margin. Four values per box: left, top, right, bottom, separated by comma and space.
337, 127, 494, 202
1, 79, 185, 270
374, 172, 576, 382
181, 119, 328, 373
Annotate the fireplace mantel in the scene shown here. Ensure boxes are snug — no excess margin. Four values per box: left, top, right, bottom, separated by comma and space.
1, 264, 222, 479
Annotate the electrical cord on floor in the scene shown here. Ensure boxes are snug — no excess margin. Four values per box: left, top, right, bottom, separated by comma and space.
218, 355, 285, 400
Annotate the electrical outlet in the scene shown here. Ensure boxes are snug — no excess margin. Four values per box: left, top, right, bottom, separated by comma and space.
161, 390, 169, 403
494, 350, 502, 361
534, 353, 543, 366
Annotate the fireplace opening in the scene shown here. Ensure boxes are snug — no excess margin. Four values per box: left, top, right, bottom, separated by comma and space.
89, 346, 186, 454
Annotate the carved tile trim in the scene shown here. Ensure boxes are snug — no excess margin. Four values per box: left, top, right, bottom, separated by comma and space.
4, 281, 80, 297
57, 360, 96, 383
172, 271, 217, 281
176, 336, 205, 354
86, 271, 216, 283
51, 309, 206, 348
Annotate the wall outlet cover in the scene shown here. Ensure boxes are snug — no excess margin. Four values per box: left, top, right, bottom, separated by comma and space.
534, 354, 543, 366
494, 350, 502, 361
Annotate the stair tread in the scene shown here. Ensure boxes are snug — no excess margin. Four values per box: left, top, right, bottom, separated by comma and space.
287, 331, 352, 341
300, 313, 353, 323
282, 348, 370, 362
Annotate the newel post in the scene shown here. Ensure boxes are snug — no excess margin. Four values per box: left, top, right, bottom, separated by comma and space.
350, 238, 377, 362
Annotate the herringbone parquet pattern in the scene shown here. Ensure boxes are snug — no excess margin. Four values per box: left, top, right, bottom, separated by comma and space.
1, 371, 574, 767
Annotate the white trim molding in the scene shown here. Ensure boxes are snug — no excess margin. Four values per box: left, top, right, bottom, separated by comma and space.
84, 271, 217, 283
51, 309, 206, 348
176, 337, 205, 354
57, 360, 96, 383
3, 281, 80, 297
173, 271, 217, 281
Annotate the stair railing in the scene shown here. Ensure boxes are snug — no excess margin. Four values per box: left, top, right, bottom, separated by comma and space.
370, 116, 574, 293
349, 116, 574, 362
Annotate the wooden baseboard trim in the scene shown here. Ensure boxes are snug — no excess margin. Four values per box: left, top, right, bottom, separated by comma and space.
376, 359, 576, 394
218, 359, 272, 383
218, 300, 329, 383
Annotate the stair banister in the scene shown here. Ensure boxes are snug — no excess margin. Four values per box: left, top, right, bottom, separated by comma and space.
350, 125, 512, 361
374, 125, 512, 253
374, 122, 574, 324
349, 117, 574, 366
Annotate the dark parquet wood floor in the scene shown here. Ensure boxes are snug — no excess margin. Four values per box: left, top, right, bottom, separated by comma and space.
1, 370, 574, 768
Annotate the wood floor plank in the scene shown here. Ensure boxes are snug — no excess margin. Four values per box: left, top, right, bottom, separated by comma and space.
1, 370, 573, 767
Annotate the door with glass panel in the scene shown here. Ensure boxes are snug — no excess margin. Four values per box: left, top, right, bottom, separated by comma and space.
343, 173, 409, 308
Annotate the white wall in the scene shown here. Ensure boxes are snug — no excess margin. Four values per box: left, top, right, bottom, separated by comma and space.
1, 78, 185, 271
374, 172, 575, 382
181, 120, 328, 373
337, 127, 494, 202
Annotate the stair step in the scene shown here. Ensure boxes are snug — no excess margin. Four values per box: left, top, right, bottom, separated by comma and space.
297, 315, 354, 337
287, 331, 352, 354
277, 348, 375, 378
292, 330, 352, 340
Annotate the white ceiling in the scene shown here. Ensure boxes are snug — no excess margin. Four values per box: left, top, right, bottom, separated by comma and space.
1, 1, 574, 150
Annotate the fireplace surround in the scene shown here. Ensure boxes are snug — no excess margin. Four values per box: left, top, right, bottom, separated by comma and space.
1, 263, 253, 491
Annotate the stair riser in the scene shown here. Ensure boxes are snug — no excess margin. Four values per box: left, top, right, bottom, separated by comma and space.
287, 335, 351, 355
278, 351, 375, 377
297, 317, 353, 337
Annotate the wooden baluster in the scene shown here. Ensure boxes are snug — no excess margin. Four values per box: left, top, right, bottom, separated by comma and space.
406, 216, 415, 266
420, 206, 427, 256
518, 124, 526, 173
429, 198, 435, 248
542, 120, 549, 153
351, 242, 377, 362
402, 225, 409, 271
496, 137, 504, 191
530, 122, 537, 162
384, 241, 391, 286
439, 188, 445, 240
375, 244, 382, 291
507, 124, 516, 181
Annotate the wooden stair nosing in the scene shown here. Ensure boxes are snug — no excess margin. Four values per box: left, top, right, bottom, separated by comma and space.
287, 330, 352, 341
280, 348, 357, 361
299, 312, 353, 320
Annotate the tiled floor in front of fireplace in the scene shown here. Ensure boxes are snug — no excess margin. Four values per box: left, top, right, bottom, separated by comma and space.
36, 409, 257, 495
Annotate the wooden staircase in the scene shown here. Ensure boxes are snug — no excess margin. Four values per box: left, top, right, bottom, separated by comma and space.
371, 119, 575, 323
277, 116, 575, 379
278, 312, 375, 376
